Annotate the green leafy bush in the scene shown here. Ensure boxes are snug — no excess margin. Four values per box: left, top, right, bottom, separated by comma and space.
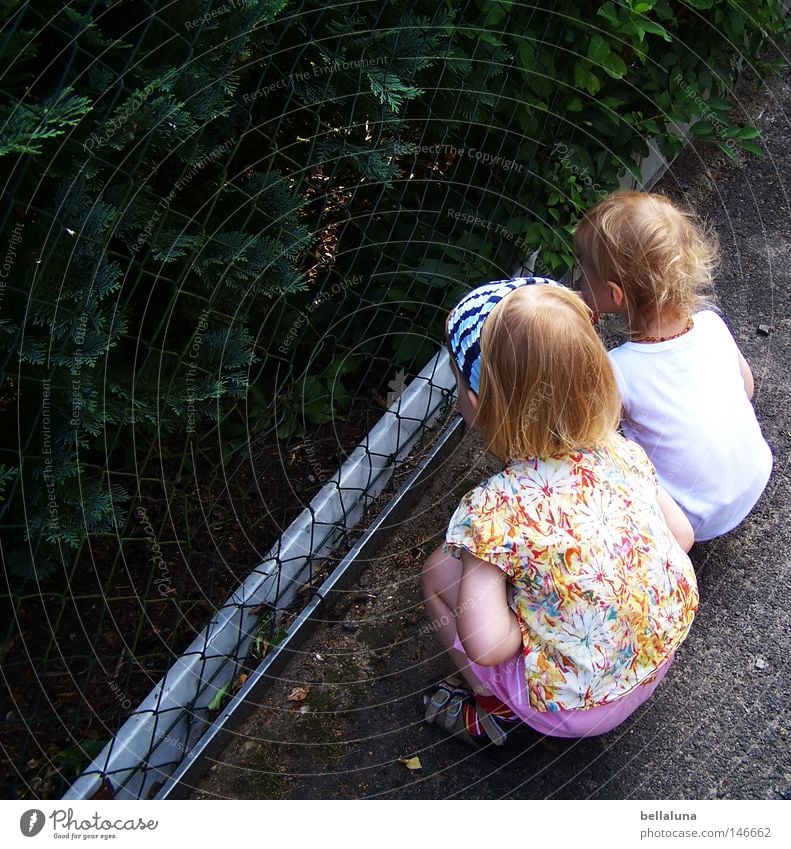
0, 0, 303, 575
0, 0, 787, 580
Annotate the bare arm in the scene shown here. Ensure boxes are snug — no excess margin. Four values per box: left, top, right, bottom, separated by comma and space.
738, 351, 754, 400
657, 486, 694, 552
456, 551, 522, 666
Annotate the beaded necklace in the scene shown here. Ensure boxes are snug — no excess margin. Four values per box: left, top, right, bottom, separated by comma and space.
633, 315, 693, 344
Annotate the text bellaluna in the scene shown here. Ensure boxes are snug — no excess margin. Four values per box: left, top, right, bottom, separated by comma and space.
641, 811, 697, 820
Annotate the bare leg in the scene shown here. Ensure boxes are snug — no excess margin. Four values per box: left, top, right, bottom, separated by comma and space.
657, 486, 694, 552
421, 545, 493, 696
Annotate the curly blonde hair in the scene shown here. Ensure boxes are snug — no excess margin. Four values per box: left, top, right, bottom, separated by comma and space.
476, 285, 621, 460
573, 190, 719, 335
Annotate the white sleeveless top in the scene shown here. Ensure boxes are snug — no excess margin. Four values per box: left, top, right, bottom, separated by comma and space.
609, 310, 772, 541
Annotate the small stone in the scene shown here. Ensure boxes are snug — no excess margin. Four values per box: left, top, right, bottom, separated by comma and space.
341, 620, 358, 633
755, 656, 768, 670
757, 324, 772, 336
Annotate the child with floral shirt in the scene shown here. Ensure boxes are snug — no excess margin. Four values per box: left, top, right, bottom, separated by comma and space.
421, 279, 698, 748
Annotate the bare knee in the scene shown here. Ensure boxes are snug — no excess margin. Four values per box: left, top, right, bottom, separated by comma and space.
422, 544, 462, 600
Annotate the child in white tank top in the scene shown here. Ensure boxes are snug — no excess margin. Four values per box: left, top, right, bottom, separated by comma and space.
573, 190, 772, 541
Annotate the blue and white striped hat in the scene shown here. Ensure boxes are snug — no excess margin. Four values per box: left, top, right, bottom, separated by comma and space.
447, 276, 561, 394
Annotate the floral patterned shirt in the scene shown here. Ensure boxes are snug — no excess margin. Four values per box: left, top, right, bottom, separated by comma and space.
445, 435, 698, 712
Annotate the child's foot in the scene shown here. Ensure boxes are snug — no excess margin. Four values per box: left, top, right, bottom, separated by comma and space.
421, 679, 534, 751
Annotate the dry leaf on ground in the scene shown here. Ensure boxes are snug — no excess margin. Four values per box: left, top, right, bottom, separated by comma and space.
286, 686, 310, 701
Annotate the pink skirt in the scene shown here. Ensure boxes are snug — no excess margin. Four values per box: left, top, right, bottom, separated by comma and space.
452, 634, 673, 738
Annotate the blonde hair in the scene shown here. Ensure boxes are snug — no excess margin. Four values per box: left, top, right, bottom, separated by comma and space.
573, 190, 718, 335
476, 285, 621, 460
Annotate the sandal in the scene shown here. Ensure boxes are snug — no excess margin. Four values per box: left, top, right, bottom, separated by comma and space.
421, 678, 532, 751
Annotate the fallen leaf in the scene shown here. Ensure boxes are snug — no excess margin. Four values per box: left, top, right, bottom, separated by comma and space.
207, 681, 232, 712
286, 686, 310, 702
398, 756, 422, 770
386, 368, 407, 407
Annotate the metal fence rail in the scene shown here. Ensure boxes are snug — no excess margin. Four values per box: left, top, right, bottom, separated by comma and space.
65, 351, 455, 799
